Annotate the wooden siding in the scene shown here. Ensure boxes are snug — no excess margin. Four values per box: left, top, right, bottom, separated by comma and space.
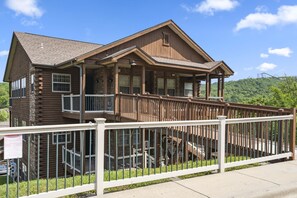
87, 26, 206, 64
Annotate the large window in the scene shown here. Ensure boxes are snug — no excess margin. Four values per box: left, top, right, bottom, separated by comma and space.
52, 73, 71, 92
157, 78, 165, 95
184, 82, 193, 97
119, 75, 130, 94
167, 79, 175, 96
52, 132, 71, 144
133, 76, 141, 94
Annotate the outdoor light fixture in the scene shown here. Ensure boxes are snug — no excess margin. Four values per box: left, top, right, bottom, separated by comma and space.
130, 60, 137, 66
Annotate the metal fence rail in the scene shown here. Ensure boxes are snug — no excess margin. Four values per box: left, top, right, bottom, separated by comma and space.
62, 94, 114, 113
0, 114, 295, 197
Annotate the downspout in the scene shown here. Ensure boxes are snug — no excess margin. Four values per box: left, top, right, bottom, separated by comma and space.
74, 63, 85, 174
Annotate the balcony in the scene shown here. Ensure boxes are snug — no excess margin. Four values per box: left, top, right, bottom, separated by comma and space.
61, 94, 114, 120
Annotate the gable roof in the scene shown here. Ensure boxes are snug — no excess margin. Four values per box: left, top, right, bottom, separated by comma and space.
97, 46, 234, 75
3, 32, 102, 81
14, 32, 102, 66
56, 20, 215, 67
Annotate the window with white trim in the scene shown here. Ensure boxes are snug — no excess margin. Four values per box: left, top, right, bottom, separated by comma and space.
21, 77, 26, 97
52, 73, 71, 92
52, 132, 71, 144
11, 79, 21, 98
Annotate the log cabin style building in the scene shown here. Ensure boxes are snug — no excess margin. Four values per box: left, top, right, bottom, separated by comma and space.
4, 20, 235, 179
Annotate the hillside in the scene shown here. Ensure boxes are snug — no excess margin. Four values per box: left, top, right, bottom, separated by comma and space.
221, 77, 280, 103
200, 77, 281, 103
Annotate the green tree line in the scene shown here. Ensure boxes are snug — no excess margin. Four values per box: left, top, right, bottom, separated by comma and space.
0, 82, 9, 121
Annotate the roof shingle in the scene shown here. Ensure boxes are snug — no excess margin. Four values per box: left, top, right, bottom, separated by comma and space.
15, 32, 102, 66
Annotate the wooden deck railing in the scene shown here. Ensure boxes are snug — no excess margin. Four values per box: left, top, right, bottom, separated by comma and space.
116, 93, 293, 122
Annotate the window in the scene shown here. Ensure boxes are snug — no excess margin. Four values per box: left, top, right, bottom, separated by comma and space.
21, 77, 26, 97
13, 118, 18, 127
31, 74, 34, 94
11, 79, 20, 98
157, 78, 165, 95
133, 76, 141, 94
52, 73, 71, 92
163, 32, 169, 46
167, 79, 175, 96
118, 130, 140, 146
184, 82, 193, 97
119, 75, 130, 94
52, 132, 71, 144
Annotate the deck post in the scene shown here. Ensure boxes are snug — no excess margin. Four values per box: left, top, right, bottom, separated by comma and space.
94, 118, 106, 196
278, 109, 284, 154
205, 73, 210, 100
218, 116, 226, 173
290, 108, 296, 160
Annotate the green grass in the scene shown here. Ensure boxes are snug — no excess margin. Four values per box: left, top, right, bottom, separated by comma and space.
0, 156, 260, 197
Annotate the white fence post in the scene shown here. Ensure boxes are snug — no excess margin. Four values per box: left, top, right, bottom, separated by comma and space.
70, 94, 73, 113
218, 116, 226, 173
94, 118, 106, 196
62, 94, 64, 112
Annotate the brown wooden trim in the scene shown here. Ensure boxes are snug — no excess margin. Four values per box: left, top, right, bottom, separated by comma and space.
141, 66, 145, 94
205, 73, 210, 100
193, 74, 197, 97
221, 74, 225, 99
290, 108, 296, 160
81, 64, 86, 123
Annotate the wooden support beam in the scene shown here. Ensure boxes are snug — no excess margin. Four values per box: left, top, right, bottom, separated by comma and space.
114, 63, 119, 94
141, 66, 145, 94
205, 73, 210, 100
103, 66, 107, 94
217, 77, 221, 97
193, 74, 197, 97
80, 64, 86, 123
164, 72, 167, 95
130, 66, 134, 94
221, 74, 225, 100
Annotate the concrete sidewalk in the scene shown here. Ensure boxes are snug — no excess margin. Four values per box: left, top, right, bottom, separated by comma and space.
102, 160, 297, 198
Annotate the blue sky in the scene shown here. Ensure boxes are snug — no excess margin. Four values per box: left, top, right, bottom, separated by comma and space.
1, 0, 297, 82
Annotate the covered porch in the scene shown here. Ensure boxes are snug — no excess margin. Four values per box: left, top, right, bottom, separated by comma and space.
61, 46, 233, 121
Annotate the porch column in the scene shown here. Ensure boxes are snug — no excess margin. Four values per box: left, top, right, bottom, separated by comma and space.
217, 77, 221, 98
103, 66, 108, 94
141, 66, 145, 94
130, 66, 134, 94
80, 64, 86, 174
114, 63, 119, 94
205, 73, 210, 100
164, 72, 167, 95
114, 63, 119, 114
193, 74, 197, 97
221, 73, 225, 100
80, 64, 86, 123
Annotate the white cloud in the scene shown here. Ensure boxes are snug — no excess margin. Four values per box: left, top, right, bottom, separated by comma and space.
235, 5, 297, 31
182, 0, 239, 15
6, 0, 43, 18
257, 63, 277, 71
268, 47, 293, 57
0, 50, 9, 57
260, 53, 269, 58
